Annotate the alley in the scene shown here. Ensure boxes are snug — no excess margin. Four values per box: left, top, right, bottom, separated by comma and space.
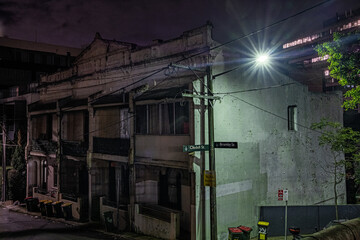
0, 207, 123, 240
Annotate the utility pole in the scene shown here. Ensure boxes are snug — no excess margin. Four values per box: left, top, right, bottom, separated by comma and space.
176, 62, 220, 240
2, 123, 6, 202
207, 65, 217, 240
200, 73, 206, 240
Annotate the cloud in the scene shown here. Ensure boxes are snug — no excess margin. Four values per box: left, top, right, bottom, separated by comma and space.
0, 2, 18, 25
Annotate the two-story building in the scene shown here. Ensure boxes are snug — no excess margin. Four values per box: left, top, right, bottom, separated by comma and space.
26, 23, 344, 239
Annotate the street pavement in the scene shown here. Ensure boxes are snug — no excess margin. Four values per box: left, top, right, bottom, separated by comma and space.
0, 206, 126, 240
0, 203, 291, 240
0, 203, 160, 240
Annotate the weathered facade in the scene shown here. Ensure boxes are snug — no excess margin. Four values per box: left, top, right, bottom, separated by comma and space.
25, 23, 345, 240
192, 52, 345, 238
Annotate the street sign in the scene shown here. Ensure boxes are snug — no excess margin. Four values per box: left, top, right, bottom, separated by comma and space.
214, 142, 238, 148
284, 189, 289, 201
204, 170, 216, 187
278, 189, 283, 201
183, 144, 209, 152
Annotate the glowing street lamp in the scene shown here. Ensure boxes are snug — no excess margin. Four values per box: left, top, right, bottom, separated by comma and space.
255, 52, 273, 67
256, 53, 270, 65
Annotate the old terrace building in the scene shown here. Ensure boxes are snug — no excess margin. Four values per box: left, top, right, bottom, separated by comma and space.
27, 23, 344, 239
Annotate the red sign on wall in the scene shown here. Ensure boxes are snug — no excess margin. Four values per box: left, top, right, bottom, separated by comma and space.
278, 189, 284, 201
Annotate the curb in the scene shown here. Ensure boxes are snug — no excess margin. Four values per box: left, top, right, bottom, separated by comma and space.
1, 203, 160, 240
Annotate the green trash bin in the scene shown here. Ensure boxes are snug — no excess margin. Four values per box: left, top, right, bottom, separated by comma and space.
24, 197, 39, 212
103, 211, 115, 232
61, 203, 73, 220
52, 201, 63, 218
39, 200, 48, 216
238, 226, 252, 240
45, 200, 54, 217
228, 227, 244, 240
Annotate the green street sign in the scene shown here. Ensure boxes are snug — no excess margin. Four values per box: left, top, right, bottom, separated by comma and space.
183, 144, 209, 152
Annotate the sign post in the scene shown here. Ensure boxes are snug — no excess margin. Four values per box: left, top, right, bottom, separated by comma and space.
214, 142, 238, 149
204, 170, 216, 187
284, 189, 288, 240
278, 189, 289, 240
183, 144, 209, 152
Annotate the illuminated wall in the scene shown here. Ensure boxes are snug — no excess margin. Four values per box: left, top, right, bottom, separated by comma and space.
193, 50, 344, 239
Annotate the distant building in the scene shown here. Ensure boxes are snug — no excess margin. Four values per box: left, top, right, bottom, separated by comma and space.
280, 8, 360, 94
280, 8, 360, 204
24, 23, 344, 239
0, 36, 81, 144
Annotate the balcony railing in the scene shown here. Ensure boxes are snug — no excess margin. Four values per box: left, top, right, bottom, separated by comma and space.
31, 139, 57, 154
62, 140, 88, 156
93, 137, 130, 156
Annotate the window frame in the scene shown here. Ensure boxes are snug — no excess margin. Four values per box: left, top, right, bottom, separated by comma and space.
288, 105, 298, 131
136, 100, 189, 135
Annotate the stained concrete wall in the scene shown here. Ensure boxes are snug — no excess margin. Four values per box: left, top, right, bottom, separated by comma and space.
193, 50, 345, 239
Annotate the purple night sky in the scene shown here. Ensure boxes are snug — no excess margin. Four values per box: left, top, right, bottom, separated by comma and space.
1, 0, 360, 48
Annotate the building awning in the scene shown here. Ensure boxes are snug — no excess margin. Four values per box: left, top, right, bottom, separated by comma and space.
91, 93, 128, 106
135, 86, 188, 101
28, 101, 57, 112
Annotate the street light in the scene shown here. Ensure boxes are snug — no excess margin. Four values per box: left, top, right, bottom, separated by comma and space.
256, 53, 270, 65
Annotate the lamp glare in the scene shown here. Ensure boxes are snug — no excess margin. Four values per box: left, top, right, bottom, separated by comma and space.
256, 54, 269, 65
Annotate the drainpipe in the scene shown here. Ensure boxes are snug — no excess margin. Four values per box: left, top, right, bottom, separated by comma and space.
56, 102, 62, 201
87, 99, 95, 221
2, 122, 6, 202
129, 91, 136, 231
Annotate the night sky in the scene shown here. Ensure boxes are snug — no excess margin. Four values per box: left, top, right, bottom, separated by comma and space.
1, 0, 360, 48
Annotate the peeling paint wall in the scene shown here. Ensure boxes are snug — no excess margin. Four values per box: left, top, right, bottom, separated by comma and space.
193, 50, 345, 239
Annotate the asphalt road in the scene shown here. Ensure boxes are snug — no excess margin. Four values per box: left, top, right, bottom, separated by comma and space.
0, 207, 123, 240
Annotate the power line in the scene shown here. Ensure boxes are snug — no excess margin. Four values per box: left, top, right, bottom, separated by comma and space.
224, 94, 323, 134
175, 0, 332, 64
35, 0, 331, 110
24, 0, 332, 143
214, 82, 297, 95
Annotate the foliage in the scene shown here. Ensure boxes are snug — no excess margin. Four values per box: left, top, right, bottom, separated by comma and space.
315, 31, 360, 110
11, 145, 26, 172
311, 119, 360, 219
8, 133, 26, 201
8, 169, 25, 201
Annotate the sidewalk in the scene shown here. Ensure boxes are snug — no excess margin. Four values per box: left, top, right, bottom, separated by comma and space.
0, 201, 160, 240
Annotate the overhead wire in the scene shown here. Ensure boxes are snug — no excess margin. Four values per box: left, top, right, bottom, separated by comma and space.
223, 94, 323, 134
25, 0, 332, 144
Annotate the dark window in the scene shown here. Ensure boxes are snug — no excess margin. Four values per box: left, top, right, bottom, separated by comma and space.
136, 105, 147, 134
288, 105, 297, 131
136, 101, 189, 135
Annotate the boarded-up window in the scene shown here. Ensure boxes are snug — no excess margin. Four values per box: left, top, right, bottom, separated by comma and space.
62, 111, 84, 141
95, 107, 129, 138
31, 115, 47, 139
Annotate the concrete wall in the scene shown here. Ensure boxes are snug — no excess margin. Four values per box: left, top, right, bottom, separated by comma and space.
99, 197, 128, 231
134, 204, 179, 240
193, 50, 345, 239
